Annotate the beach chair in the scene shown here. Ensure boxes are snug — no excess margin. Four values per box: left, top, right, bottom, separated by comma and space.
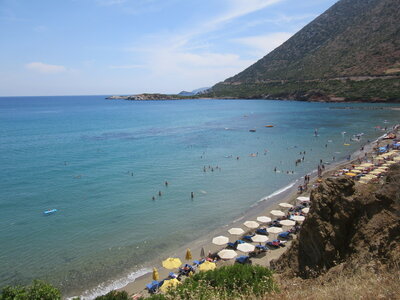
278, 231, 292, 240
255, 244, 268, 252
235, 255, 251, 264
256, 228, 268, 235
227, 239, 245, 250
243, 234, 255, 242
146, 280, 162, 294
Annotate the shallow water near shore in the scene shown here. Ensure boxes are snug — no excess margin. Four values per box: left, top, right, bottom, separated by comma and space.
0, 96, 398, 297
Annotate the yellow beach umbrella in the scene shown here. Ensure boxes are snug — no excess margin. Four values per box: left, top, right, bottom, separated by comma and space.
162, 258, 182, 269
345, 172, 357, 177
160, 278, 181, 293
152, 267, 159, 281
198, 261, 216, 272
185, 248, 192, 260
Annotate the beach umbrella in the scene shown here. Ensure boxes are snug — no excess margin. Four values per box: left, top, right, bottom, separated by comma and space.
162, 258, 182, 269
237, 242, 255, 253
228, 228, 244, 235
369, 170, 382, 175
160, 278, 181, 293
270, 210, 285, 217
200, 247, 205, 258
280, 219, 296, 226
360, 163, 374, 167
212, 235, 229, 245
267, 227, 283, 234
351, 169, 362, 173
279, 202, 293, 208
185, 248, 192, 260
345, 172, 357, 177
152, 267, 159, 281
394, 156, 400, 161
244, 221, 259, 229
354, 166, 365, 170
292, 215, 305, 222
386, 161, 396, 165
297, 196, 310, 202
198, 261, 216, 272
302, 207, 310, 214
217, 249, 237, 260
251, 235, 268, 243
257, 216, 272, 223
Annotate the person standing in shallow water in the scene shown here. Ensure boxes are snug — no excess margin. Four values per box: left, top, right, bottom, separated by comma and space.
165, 181, 168, 187
191, 192, 194, 199
158, 191, 162, 196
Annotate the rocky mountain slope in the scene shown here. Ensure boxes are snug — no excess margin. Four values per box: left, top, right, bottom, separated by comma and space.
271, 164, 400, 278
210, 0, 400, 102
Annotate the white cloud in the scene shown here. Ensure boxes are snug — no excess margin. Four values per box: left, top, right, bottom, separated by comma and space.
25, 62, 66, 74
234, 32, 293, 56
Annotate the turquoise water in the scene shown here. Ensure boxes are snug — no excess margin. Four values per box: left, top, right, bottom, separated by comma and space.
0, 96, 398, 297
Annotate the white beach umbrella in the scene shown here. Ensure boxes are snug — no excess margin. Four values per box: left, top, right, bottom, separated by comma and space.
243, 221, 259, 229
369, 170, 382, 175
302, 207, 310, 214
251, 235, 268, 243
393, 156, 400, 161
212, 235, 229, 245
279, 202, 293, 208
354, 166, 365, 170
279, 219, 296, 226
217, 249, 237, 260
351, 169, 362, 173
385, 161, 396, 165
267, 227, 283, 234
257, 216, 272, 223
270, 210, 285, 217
296, 196, 310, 202
237, 242, 255, 253
360, 163, 374, 167
292, 215, 305, 222
228, 228, 244, 235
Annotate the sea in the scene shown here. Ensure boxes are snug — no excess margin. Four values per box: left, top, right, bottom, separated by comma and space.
0, 96, 399, 298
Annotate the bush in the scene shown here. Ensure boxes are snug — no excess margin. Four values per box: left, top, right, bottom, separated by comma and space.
94, 290, 130, 300
0, 280, 61, 300
145, 264, 278, 300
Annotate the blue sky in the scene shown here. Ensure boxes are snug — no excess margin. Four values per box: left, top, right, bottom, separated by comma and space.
0, 0, 338, 96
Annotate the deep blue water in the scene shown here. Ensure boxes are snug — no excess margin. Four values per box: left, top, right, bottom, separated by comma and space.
0, 96, 398, 297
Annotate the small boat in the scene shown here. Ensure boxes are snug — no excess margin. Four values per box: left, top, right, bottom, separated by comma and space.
44, 209, 57, 215
264, 125, 274, 128
249, 129, 256, 132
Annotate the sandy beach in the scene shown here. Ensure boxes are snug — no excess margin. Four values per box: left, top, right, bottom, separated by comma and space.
119, 125, 399, 298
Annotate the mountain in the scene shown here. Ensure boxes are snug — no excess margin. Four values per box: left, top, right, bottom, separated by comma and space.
210, 0, 400, 102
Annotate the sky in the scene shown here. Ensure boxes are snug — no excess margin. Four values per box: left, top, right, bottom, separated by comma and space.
0, 0, 338, 96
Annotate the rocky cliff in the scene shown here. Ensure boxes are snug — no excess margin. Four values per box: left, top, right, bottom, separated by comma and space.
272, 164, 400, 278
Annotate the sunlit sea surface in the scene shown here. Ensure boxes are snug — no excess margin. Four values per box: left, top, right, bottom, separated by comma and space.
0, 96, 398, 298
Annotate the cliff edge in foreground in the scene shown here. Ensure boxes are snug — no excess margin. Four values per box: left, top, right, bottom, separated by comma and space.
272, 164, 400, 278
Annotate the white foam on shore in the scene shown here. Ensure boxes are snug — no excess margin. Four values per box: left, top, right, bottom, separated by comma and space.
256, 180, 298, 204
67, 268, 151, 300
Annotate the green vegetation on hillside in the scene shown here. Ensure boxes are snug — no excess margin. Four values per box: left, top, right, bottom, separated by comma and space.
210, 0, 400, 102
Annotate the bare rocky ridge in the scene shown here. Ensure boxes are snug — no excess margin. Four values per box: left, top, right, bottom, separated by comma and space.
271, 164, 400, 278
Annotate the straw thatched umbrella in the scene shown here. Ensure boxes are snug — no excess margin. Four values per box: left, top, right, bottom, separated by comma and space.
217, 249, 237, 260
152, 267, 159, 280
251, 235, 268, 243
243, 220, 259, 229
212, 235, 229, 245
267, 227, 283, 234
185, 248, 192, 260
257, 216, 272, 223
280, 219, 296, 226
237, 242, 255, 253
270, 210, 285, 217
228, 228, 244, 235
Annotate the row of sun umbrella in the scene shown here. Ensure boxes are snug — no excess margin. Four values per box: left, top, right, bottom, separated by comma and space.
155, 196, 311, 292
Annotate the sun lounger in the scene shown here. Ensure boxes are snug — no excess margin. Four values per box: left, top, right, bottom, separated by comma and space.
256, 228, 268, 235
278, 231, 292, 240
243, 234, 255, 241
227, 239, 245, 249
146, 280, 162, 294
235, 255, 252, 264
